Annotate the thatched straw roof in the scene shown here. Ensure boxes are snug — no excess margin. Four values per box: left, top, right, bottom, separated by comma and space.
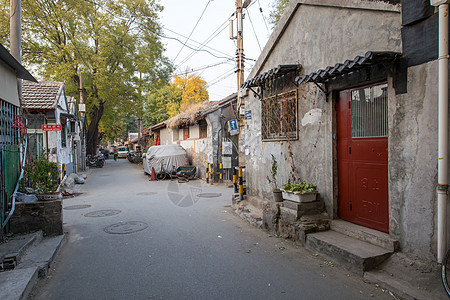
150, 93, 237, 132
166, 101, 218, 129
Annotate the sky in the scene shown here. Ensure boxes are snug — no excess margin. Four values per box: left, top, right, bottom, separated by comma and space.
159, 0, 274, 101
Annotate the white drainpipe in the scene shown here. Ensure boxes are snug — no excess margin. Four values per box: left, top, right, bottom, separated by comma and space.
433, 1, 450, 263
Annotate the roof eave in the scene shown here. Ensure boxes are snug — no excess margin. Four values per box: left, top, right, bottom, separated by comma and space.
0, 44, 37, 82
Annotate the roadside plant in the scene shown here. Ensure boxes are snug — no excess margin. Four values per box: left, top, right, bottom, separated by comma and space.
266, 154, 279, 190
281, 180, 317, 194
20, 155, 60, 194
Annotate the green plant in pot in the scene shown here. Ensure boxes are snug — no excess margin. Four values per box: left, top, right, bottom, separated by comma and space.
266, 154, 283, 202
281, 180, 318, 203
20, 155, 61, 200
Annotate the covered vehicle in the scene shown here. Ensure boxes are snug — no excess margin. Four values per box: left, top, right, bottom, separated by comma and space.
143, 144, 188, 175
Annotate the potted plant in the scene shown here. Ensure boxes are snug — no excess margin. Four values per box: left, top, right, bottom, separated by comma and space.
281, 180, 318, 203
267, 154, 283, 202
20, 155, 61, 200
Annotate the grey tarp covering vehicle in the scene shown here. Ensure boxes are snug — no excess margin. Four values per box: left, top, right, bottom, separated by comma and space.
143, 144, 188, 175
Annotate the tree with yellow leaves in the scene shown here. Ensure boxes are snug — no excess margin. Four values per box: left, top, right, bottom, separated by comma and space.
165, 74, 209, 118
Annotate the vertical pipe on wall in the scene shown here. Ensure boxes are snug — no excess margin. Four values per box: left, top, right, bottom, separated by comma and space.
437, 3, 449, 263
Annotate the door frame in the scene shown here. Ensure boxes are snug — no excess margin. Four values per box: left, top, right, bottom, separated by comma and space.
332, 81, 390, 232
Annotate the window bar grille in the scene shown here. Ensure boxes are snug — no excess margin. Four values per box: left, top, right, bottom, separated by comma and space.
0, 100, 19, 146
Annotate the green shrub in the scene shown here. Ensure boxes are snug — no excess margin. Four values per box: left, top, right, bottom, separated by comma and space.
20, 155, 60, 194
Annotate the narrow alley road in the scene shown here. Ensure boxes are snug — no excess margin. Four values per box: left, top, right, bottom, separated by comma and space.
30, 159, 391, 300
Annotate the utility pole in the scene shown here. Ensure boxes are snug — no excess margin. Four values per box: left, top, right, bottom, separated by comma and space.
233, 0, 251, 169
78, 73, 86, 171
10, 0, 21, 63
236, 0, 244, 101
10, 0, 22, 106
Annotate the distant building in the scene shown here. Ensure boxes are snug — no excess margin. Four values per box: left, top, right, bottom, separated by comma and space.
22, 81, 76, 175
151, 94, 238, 179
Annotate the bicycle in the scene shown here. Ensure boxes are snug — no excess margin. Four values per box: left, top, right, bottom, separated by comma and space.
441, 246, 450, 296
156, 159, 177, 180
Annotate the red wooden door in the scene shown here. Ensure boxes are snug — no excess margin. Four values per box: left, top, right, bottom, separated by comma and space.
337, 85, 389, 233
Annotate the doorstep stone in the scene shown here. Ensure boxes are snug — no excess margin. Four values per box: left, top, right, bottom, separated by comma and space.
306, 230, 393, 275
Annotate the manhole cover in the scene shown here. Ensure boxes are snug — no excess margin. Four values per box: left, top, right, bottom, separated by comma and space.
85, 209, 121, 217
104, 221, 148, 234
197, 193, 222, 198
136, 192, 157, 196
64, 204, 92, 210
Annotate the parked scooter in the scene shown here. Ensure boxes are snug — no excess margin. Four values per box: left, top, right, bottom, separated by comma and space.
87, 154, 105, 168
127, 150, 142, 164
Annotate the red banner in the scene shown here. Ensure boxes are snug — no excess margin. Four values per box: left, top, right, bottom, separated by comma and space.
42, 124, 62, 131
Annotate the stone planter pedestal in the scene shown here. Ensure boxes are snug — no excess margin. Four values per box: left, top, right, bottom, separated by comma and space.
281, 191, 318, 203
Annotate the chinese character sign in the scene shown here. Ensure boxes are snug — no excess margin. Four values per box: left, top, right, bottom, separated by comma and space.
42, 124, 62, 131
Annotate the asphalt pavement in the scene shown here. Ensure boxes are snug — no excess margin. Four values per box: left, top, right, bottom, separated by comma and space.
29, 158, 393, 300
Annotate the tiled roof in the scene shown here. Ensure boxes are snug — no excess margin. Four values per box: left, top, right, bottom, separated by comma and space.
22, 81, 64, 110
295, 51, 400, 85
241, 65, 301, 88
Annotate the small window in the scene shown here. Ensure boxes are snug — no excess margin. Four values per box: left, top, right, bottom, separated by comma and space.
199, 121, 207, 138
261, 90, 298, 141
61, 123, 66, 147
351, 84, 388, 138
184, 127, 189, 140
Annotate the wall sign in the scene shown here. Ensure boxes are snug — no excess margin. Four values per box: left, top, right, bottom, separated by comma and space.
228, 119, 239, 136
244, 110, 252, 120
42, 124, 62, 131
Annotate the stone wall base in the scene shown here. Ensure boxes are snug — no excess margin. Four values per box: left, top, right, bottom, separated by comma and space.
10, 200, 63, 236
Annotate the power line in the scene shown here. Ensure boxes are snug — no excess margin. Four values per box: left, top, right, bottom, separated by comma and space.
171, 60, 233, 77
162, 25, 234, 61
246, 8, 262, 51
176, 15, 233, 69
83, 0, 235, 62
173, 0, 212, 63
207, 67, 236, 88
257, 0, 270, 34
208, 71, 236, 88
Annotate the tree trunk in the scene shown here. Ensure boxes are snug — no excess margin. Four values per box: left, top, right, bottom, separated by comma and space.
86, 102, 104, 155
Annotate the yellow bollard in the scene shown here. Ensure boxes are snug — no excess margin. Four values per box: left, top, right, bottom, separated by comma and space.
206, 163, 209, 183
238, 167, 243, 201
219, 163, 223, 183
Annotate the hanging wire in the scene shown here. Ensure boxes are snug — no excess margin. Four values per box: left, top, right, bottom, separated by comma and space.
246, 9, 262, 51
173, 0, 212, 62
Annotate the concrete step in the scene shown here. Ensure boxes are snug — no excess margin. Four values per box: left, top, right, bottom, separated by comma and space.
330, 219, 399, 252
0, 266, 39, 300
0, 231, 43, 270
0, 233, 65, 300
306, 230, 393, 275
20, 234, 65, 278
364, 252, 446, 300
